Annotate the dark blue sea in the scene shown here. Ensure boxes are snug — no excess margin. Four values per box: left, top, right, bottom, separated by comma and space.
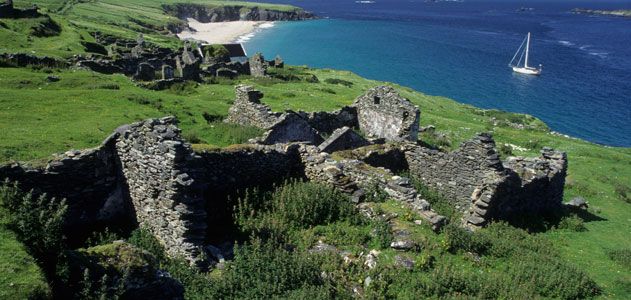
243, 0, 631, 147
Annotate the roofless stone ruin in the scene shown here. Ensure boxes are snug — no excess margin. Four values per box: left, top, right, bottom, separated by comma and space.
0, 85, 567, 266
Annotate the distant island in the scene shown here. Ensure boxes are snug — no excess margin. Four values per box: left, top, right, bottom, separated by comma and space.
571, 8, 631, 18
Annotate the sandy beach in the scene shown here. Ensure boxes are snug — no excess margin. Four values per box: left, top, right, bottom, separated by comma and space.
177, 18, 269, 44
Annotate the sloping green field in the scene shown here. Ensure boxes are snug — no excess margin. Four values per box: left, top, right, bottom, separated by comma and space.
2, 0, 303, 57
1, 65, 629, 297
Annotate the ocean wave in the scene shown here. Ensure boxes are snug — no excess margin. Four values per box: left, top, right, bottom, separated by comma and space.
579, 45, 592, 51
234, 22, 276, 44
558, 40, 574, 46
589, 52, 609, 59
259, 22, 276, 29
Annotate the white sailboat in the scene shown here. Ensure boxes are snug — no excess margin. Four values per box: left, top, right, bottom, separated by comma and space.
509, 32, 542, 75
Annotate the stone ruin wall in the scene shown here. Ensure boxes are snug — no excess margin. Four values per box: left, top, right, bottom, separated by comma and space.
298, 106, 358, 135
0, 84, 570, 265
404, 133, 567, 228
297, 145, 446, 230
113, 117, 207, 263
352, 86, 420, 142
0, 138, 129, 238
224, 85, 281, 129
404, 133, 505, 213
194, 144, 304, 238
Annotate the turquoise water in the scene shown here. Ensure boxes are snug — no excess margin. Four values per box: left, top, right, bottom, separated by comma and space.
244, 0, 631, 147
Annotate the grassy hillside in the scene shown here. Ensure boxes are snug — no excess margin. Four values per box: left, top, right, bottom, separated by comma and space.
0, 64, 630, 297
1, 0, 303, 58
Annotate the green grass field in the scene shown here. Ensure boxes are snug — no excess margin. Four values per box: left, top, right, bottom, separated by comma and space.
1, 64, 629, 297
1, 0, 630, 298
1, 0, 304, 58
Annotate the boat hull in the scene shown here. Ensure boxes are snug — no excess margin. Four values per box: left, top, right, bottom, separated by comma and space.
512, 66, 541, 75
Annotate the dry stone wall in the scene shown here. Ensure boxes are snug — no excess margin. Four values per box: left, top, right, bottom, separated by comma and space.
404, 133, 567, 228
299, 106, 358, 134
297, 145, 446, 231
405, 133, 504, 212
225, 85, 281, 129
195, 144, 304, 238
352, 86, 420, 142
114, 117, 207, 263
0, 138, 131, 242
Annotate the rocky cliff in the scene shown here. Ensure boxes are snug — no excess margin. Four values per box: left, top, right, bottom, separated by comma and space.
163, 4, 316, 24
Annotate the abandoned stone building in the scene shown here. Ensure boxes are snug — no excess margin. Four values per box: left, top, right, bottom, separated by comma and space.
0, 85, 567, 266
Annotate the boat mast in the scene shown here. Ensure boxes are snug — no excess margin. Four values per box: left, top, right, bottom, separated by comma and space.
525, 32, 530, 68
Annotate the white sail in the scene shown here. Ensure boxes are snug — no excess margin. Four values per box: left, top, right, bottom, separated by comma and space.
509, 32, 542, 75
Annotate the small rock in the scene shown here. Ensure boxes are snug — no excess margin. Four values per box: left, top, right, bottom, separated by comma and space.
310, 240, 338, 254
394, 255, 415, 269
565, 197, 588, 209
364, 249, 379, 269
390, 239, 416, 251
364, 276, 372, 287
46, 75, 60, 82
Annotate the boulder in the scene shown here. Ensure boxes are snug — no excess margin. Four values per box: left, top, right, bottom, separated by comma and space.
318, 126, 370, 153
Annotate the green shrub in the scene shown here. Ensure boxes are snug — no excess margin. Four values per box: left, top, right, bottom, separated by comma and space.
443, 222, 489, 254
214, 239, 324, 299
201, 111, 223, 124
370, 218, 393, 249
364, 181, 389, 203
84, 228, 122, 247
607, 249, 631, 269
324, 78, 353, 87
557, 214, 587, 232
182, 131, 202, 143
406, 175, 458, 221
498, 143, 513, 157
614, 183, 631, 204
127, 228, 166, 262
312, 221, 372, 247
236, 181, 359, 237
0, 181, 67, 277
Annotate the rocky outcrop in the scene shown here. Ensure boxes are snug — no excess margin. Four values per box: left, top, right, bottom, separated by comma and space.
163, 4, 316, 23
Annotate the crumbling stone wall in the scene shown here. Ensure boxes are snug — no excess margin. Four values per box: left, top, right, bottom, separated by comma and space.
404, 133, 567, 228
318, 126, 369, 153
405, 133, 503, 212
195, 144, 304, 238
249, 52, 267, 77
299, 106, 358, 134
225, 85, 281, 128
352, 86, 420, 142
259, 113, 324, 145
297, 145, 446, 231
500, 148, 567, 217
0, 137, 131, 243
225, 85, 325, 145
114, 117, 207, 263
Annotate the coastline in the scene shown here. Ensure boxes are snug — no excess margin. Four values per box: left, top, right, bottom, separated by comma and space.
177, 18, 275, 44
